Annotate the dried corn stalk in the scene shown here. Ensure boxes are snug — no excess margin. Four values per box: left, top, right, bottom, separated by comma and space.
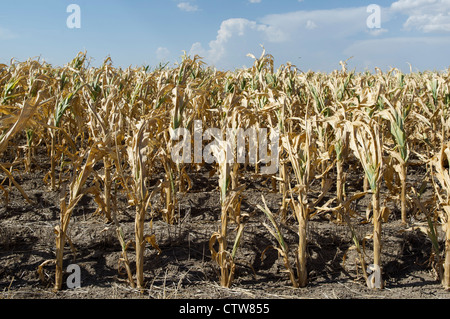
208, 137, 246, 288
432, 142, 450, 290
380, 94, 410, 224
346, 113, 384, 289
281, 117, 314, 288
54, 144, 105, 290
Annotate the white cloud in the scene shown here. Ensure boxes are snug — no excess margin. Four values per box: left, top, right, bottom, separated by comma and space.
305, 20, 317, 30
367, 28, 389, 36
405, 14, 450, 32
156, 47, 170, 61
189, 7, 378, 70
391, 0, 445, 12
190, 42, 205, 56
391, 0, 450, 32
343, 36, 450, 71
261, 7, 369, 38
249, 0, 262, 3
189, 18, 287, 68
177, 2, 199, 12
189, 4, 450, 72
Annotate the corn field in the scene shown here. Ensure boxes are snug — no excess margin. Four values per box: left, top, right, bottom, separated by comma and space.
1, 50, 450, 298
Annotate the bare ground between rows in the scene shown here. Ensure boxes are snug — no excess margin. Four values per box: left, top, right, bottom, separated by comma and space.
0, 158, 450, 299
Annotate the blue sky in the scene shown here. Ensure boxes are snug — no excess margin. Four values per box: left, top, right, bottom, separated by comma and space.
1, 0, 450, 72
